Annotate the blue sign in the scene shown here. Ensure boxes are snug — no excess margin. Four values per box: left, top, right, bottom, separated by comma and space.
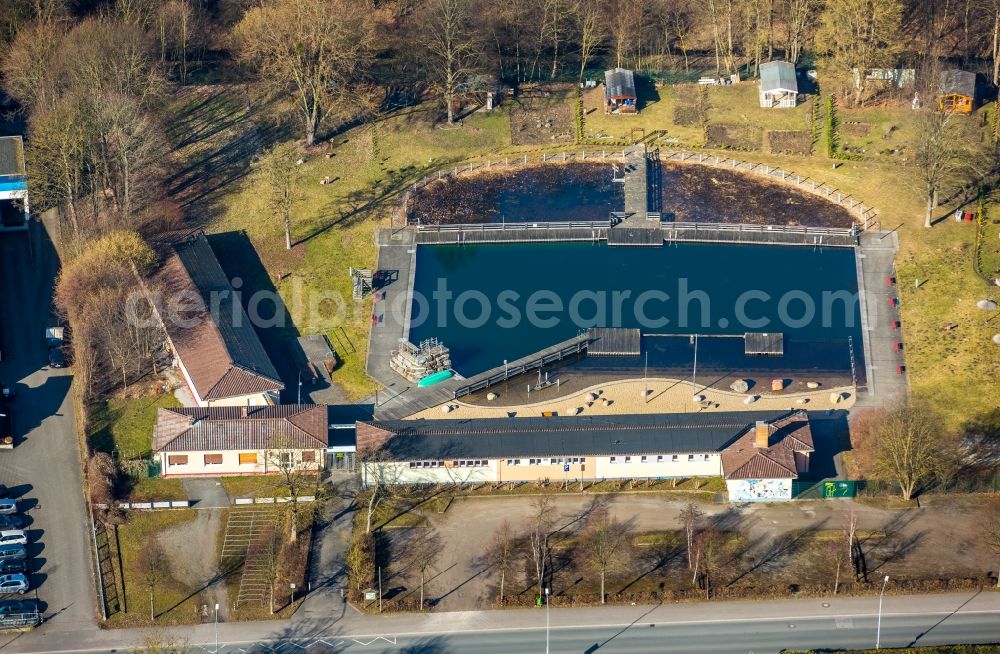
563, 464, 570, 472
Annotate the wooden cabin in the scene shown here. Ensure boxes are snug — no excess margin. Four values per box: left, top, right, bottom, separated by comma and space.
937, 69, 977, 114
604, 68, 637, 114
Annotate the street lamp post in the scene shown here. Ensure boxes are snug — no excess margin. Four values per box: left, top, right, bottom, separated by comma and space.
544, 587, 550, 654
214, 603, 220, 654
876, 574, 890, 650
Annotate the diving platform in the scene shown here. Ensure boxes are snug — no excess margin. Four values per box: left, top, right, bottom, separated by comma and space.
744, 332, 784, 357
587, 328, 641, 357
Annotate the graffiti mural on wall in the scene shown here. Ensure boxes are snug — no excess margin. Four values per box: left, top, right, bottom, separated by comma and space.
729, 478, 792, 502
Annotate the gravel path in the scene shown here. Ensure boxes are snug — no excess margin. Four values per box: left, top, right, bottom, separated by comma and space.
158, 509, 228, 619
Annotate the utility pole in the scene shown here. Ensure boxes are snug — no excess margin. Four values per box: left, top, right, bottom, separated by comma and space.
214, 603, 220, 654
691, 334, 699, 394
876, 575, 890, 649
545, 587, 550, 654
643, 351, 648, 402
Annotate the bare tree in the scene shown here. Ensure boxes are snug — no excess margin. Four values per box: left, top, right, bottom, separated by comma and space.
255, 530, 281, 614
852, 403, 945, 501
359, 450, 401, 535
422, 0, 480, 125
677, 503, 704, 570
264, 435, 319, 544
814, 0, 903, 106
975, 498, 1000, 587
779, 0, 815, 63
844, 509, 859, 581
487, 520, 515, 603
913, 108, 967, 228
526, 495, 555, 600
577, 508, 628, 603
234, 0, 378, 145
573, 0, 603, 80
137, 537, 171, 621
255, 143, 301, 250
406, 527, 442, 609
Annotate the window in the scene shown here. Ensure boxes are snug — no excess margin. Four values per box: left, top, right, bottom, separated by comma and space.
204, 454, 223, 465
507, 459, 521, 466
657, 455, 664, 463
239, 453, 257, 465
687, 454, 695, 462
302, 451, 316, 463
703, 454, 710, 462
529, 458, 542, 465
624, 456, 632, 463
168, 455, 188, 467
640, 455, 648, 463
279, 452, 292, 466
610, 456, 618, 464
456, 460, 486, 468
671, 455, 678, 462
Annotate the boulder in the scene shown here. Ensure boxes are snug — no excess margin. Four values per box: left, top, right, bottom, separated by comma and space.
994, 334, 1000, 345
692, 394, 705, 403
806, 381, 821, 389
771, 379, 785, 392
486, 392, 498, 401
744, 395, 758, 404
977, 299, 998, 311
830, 392, 842, 404
729, 379, 750, 393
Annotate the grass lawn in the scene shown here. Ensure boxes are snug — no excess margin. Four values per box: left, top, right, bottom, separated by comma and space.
106, 509, 201, 627
219, 474, 318, 499
705, 83, 812, 133
581, 83, 706, 145
88, 393, 181, 459
125, 477, 187, 502
787, 647, 1000, 653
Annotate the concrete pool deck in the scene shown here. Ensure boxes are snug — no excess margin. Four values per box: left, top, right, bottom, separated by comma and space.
408, 377, 855, 420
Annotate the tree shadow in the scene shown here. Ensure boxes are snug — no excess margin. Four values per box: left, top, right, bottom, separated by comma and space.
207, 231, 303, 403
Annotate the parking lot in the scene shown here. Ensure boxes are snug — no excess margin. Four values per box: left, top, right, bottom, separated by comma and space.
0, 224, 95, 642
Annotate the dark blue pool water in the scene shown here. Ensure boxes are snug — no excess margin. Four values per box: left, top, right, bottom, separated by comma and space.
407, 242, 864, 380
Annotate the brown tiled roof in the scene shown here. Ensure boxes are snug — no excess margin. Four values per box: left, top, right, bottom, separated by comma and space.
155, 232, 283, 401
721, 410, 814, 481
154, 405, 328, 452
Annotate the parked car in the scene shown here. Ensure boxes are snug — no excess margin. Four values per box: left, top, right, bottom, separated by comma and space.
0, 411, 11, 449
0, 516, 23, 530
46, 327, 65, 369
0, 599, 37, 616
0, 531, 26, 547
0, 545, 26, 561
0, 574, 28, 594
0, 500, 16, 515
0, 559, 25, 575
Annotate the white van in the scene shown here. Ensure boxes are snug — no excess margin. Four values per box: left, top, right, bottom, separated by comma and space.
0, 531, 26, 546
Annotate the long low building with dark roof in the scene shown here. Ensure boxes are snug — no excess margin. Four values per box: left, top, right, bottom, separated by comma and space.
357, 410, 815, 501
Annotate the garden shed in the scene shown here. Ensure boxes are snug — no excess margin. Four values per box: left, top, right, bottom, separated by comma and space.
604, 68, 637, 114
937, 69, 977, 114
759, 61, 798, 108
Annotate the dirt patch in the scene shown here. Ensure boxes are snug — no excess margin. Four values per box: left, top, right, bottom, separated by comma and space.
158, 509, 227, 617
661, 161, 856, 227
673, 104, 703, 126
706, 123, 762, 150
673, 86, 707, 126
767, 130, 813, 155
375, 494, 992, 612
407, 161, 618, 224
508, 83, 576, 145
841, 121, 872, 138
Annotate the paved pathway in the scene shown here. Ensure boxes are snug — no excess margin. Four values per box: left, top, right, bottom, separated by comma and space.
0, 221, 95, 640
854, 230, 906, 409
183, 477, 232, 508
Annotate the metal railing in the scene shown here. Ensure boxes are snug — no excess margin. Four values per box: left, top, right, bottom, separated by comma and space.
453, 334, 590, 398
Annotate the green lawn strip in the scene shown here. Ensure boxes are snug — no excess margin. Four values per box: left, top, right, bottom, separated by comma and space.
219, 474, 314, 500
105, 509, 201, 627
87, 393, 181, 459
126, 477, 187, 503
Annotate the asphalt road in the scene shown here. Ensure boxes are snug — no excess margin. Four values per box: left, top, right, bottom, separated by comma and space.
0, 223, 95, 645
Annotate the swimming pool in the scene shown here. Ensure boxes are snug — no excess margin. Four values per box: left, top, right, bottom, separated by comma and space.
407, 241, 865, 380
